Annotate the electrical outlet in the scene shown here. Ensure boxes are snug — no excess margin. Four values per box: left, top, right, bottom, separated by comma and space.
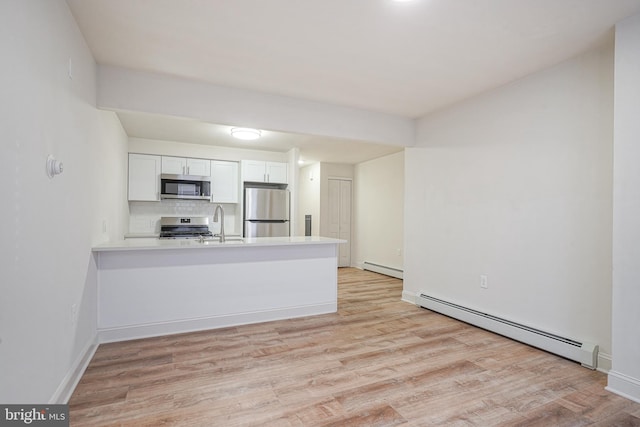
396, 248, 402, 256
102, 219, 107, 233
480, 275, 488, 289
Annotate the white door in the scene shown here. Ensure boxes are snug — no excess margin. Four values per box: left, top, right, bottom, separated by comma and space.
328, 179, 352, 267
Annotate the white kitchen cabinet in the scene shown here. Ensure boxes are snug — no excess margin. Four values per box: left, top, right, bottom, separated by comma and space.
161, 156, 185, 175
128, 153, 161, 201
162, 156, 211, 176
266, 162, 288, 184
241, 160, 288, 184
242, 160, 267, 182
211, 160, 239, 203
186, 158, 211, 176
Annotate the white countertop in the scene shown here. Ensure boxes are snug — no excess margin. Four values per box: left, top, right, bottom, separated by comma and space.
123, 232, 160, 239
93, 236, 345, 252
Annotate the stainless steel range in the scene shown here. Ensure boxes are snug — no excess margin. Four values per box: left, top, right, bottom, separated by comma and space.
159, 217, 213, 239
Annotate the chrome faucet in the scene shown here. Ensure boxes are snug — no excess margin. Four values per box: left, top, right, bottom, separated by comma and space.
213, 204, 225, 242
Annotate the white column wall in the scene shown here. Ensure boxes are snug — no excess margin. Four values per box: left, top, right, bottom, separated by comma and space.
608, 12, 640, 403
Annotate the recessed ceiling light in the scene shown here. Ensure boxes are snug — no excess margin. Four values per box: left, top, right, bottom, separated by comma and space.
230, 128, 262, 140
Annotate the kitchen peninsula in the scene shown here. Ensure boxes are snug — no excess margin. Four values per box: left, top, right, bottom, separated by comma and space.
92, 236, 343, 343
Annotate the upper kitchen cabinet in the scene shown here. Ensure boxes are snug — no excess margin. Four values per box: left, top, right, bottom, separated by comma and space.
266, 162, 288, 183
211, 160, 239, 203
162, 156, 211, 176
241, 160, 288, 184
128, 153, 161, 201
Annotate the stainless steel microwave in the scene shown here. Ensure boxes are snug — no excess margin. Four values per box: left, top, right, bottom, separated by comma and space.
160, 174, 211, 201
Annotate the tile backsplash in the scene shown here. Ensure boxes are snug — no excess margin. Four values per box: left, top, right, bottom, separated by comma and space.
129, 201, 239, 235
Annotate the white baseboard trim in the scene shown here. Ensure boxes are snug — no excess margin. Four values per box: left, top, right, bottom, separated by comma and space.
49, 336, 99, 404
401, 290, 416, 305
98, 303, 337, 343
606, 370, 640, 403
597, 352, 612, 374
362, 261, 403, 279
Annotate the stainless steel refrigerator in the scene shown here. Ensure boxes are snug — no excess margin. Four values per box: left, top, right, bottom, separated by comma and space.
244, 187, 290, 237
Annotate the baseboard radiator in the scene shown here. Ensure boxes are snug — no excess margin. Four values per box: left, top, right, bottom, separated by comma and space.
416, 293, 598, 369
362, 262, 403, 279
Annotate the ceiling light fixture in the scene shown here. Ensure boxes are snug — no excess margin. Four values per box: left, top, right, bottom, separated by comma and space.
230, 127, 262, 140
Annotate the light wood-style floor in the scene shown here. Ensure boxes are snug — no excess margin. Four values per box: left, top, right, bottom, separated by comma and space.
70, 268, 640, 426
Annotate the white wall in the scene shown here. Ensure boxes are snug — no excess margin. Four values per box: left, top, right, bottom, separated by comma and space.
353, 152, 405, 270
609, 13, 640, 403
297, 163, 321, 236
300, 156, 405, 269
404, 45, 614, 360
0, 0, 128, 403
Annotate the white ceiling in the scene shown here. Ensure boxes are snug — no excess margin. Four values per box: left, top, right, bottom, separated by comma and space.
67, 0, 640, 163
118, 111, 403, 164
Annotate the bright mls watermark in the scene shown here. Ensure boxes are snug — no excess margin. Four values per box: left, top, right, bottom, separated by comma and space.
0, 405, 68, 426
